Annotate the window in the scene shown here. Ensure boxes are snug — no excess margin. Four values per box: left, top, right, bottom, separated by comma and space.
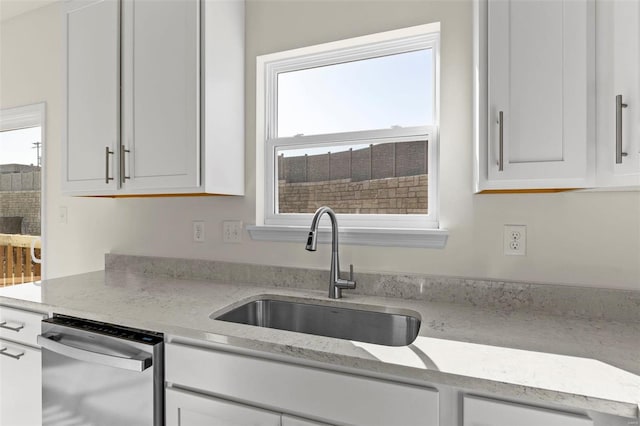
0, 103, 46, 284
253, 23, 446, 247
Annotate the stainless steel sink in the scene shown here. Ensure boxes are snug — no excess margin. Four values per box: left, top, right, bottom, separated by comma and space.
213, 298, 421, 346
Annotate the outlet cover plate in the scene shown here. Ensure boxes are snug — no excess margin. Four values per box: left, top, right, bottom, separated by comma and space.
504, 225, 526, 256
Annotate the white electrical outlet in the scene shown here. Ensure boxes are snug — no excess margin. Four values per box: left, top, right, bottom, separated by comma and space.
504, 225, 526, 256
223, 221, 242, 243
193, 221, 205, 242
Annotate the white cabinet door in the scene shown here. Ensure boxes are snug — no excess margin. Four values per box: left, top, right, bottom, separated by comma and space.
281, 414, 333, 426
63, 0, 120, 194
0, 340, 41, 426
121, 0, 200, 192
62, 0, 244, 196
595, 0, 640, 187
463, 395, 594, 426
166, 387, 281, 426
484, 0, 594, 190
201, 0, 245, 196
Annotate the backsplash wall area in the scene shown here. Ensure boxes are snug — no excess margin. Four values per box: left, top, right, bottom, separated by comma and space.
1, 1, 638, 290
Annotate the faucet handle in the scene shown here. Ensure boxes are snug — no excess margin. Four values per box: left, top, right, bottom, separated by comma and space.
333, 265, 356, 297
347, 264, 356, 288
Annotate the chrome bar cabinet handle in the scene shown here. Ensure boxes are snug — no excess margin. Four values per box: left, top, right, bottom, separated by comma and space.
105, 146, 114, 184
0, 347, 25, 360
120, 145, 130, 184
498, 111, 504, 171
616, 94, 628, 164
0, 321, 24, 332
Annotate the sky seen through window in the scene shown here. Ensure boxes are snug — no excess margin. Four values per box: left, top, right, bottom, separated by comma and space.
0, 127, 42, 166
277, 48, 433, 147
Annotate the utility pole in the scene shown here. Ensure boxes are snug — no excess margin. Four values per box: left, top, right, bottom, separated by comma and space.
32, 141, 41, 167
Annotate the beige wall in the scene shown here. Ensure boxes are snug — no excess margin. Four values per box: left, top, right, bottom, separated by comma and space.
0, 3, 116, 278
2, 1, 639, 289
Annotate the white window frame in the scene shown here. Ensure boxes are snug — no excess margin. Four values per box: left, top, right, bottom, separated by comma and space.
0, 102, 47, 277
252, 23, 448, 248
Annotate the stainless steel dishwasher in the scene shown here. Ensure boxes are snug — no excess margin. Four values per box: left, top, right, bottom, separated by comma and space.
38, 315, 164, 426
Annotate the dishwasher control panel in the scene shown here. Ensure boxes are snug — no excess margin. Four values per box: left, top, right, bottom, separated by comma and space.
44, 314, 163, 345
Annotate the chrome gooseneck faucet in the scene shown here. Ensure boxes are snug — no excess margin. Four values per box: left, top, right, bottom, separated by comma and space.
305, 206, 356, 299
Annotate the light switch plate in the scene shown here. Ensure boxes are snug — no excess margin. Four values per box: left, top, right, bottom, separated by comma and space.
193, 221, 205, 242
223, 221, 242, 243
59, 206, 68, 224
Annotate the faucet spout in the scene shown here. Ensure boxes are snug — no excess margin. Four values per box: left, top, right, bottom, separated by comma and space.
306, 206, 356, 299
305, 231, 318, 251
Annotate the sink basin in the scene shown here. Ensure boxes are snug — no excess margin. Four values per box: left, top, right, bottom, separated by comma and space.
213, 298, 421, 346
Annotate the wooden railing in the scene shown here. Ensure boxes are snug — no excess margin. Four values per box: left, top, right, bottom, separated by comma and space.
0, 233, 41, 286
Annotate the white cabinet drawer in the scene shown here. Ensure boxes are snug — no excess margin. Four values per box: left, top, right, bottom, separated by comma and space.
166, 342, 439, 426
0, 339, 42, 426
463, 395, 594, 426
166, 387, 281, 426
282, 414, 333, 426
0, 306, 47, 347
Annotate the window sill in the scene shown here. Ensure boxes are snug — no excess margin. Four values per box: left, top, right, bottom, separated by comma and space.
247, 225, 448, 248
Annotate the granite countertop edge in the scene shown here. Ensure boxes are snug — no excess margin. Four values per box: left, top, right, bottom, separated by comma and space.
0, 270, 638, 419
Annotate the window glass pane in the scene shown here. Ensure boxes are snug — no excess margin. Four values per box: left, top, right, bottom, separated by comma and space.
0, 125, 42, 285
0, 127, 42, 166
277, 49, 433, 137
276, 140, 428, 215
0, 126, 42, 237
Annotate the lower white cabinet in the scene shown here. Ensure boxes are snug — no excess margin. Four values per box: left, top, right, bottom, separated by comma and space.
165, 341, 439, 426
166, 387, 281, 426
165, 388, 332, 426
463, 395, 594, 426
165, 388, 333, 426
167, 341, 620, 426
0, 305, 46, 426
281, 415, 332, 426
0, 339, 42, 426
0, 305, 47, 346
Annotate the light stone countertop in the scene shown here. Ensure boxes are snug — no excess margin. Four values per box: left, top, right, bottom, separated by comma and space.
0, 269, 638, 419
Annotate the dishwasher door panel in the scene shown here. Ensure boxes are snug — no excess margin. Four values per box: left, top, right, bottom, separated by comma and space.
41, 316, 163, 426
42, 348, 154, 426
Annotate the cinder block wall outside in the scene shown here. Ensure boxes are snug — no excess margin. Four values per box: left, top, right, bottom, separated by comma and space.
278, 141, 428, 184
278, 174, 428, 214
0, 171, 42, 236
0, 170, 41, 191
0, 191, 41, 235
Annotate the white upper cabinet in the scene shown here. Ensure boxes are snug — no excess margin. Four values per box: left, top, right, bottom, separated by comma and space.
595, 0, 640, 187
474, 0, 595, 192
63, 0, 119, 193
63, 0, 245, 196
120, 0, 200, 191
